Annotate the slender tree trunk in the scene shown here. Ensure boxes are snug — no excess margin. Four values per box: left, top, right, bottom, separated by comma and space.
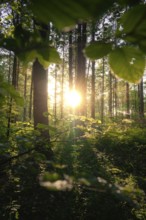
113, 77, 118, 118
61, 40, 65, 119
91, 61, 95, 118
138, 78, 144, 119
23, 70, 27, 121
101, 58, 105, 123
109, 71, 113, 118
69, 31, 73, 91
91, 24, 95, 119
7, 55, 19, 137
76, 23, 87, 115
29, 72, 33, 121
54, 65, 57, 124
134, 84, 138, 118
12, 56, 19, 89
7, 53, 12, 138
32, 59, 50, 139
126, 82, 130, 118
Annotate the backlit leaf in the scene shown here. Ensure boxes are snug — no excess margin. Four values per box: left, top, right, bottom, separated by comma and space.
30, 0, 115, 30
120, 5, 146, 34
85, 41, 112, 60
109, 46, 145, 83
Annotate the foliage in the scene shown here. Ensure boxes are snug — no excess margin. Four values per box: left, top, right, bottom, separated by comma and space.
109, 46, 145, 83
1, 119, 146, 219
85, 41, 112, 60
30, 0, 115, 30
1, 0, 146, 82
0, 27, 61, 67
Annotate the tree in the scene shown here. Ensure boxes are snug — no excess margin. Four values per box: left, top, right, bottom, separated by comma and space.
76, 23, 87, 116
138, 78, 144, 119
69, 31, 73, 91
126, 82, 130, 118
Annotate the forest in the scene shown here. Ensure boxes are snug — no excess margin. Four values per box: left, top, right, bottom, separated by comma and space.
0, 0, 146, 219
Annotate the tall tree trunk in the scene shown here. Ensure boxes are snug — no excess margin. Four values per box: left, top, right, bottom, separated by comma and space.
7, 53, 12, 138
23, 70, 27, 121
113, 77, 118, 118
138, 78, 144, 119
126, 82, 130, 118
7, 55, 19, 137
109, 71, 113, 118
69, 31, 73, 91
76, 23, 87, 115
12, 55, 19, 89
54, 65, 57, 124
61, 39, 65, 119
101, 58, 105, 123
91, 61, 95, 118
32, 59, 50, 139
91, 23, 95, 119
29, 72, 33, 121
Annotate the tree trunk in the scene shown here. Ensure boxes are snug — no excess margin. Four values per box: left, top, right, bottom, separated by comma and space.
101, 58, 105, 123
126, 82, 130, 118
91, 61, 95, 118
32, 59, 50, 139
91, 24, 95, 119
69, 31, 73, 91
76, 23, 87, 116
23, 70, 27, 121
7, 55, 18, 137
109, 71, 113, 118
54, 65, 57, 124
61, 39, 65, 119
29, 71, 33, 121
113, 77, 118, 118
138, 78, 144, 119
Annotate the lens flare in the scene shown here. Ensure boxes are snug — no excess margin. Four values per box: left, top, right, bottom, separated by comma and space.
65, 90, 81, 108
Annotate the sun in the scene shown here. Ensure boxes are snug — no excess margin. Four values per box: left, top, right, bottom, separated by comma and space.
65, 90, 81, 108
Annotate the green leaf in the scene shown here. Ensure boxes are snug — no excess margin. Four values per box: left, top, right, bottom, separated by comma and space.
109, 46, 145, 83
0, 37, 18, 52
139, 40, 146, 54
37, 47, 61, 67
42, 172, 60, 182
31, 0, 115, 30
31, 0, 89, 30
120, 5, 146, 35
17, 46, 61, 68
85, 41, 112, 60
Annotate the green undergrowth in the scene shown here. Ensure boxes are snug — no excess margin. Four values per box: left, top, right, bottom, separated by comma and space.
0, 118, 146, 219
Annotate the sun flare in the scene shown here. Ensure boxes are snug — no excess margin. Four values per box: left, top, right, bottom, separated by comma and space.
65, 90, 81, 108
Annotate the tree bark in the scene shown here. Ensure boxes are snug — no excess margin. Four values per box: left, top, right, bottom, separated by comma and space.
29, 71, 33, 121
32, 59, 50, 139
69, 31, 73, 91
23, 70, 27, 121
109, 71, 113, 118
138, 78, 144, 119
101, 58, 105, 123
61, 38, 65, 119
54, 65, 57, 124
126, 82, 130, 118
76, 23, 87, 116
91, 23, 95, 119
91, 61, 95, 118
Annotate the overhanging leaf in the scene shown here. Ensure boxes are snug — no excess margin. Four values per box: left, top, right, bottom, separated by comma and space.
109, 46, 145, 83
85, 41, 112, 60
30, 0, 115, 30
38, 47, 61, 64
120, 5, 146, 35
